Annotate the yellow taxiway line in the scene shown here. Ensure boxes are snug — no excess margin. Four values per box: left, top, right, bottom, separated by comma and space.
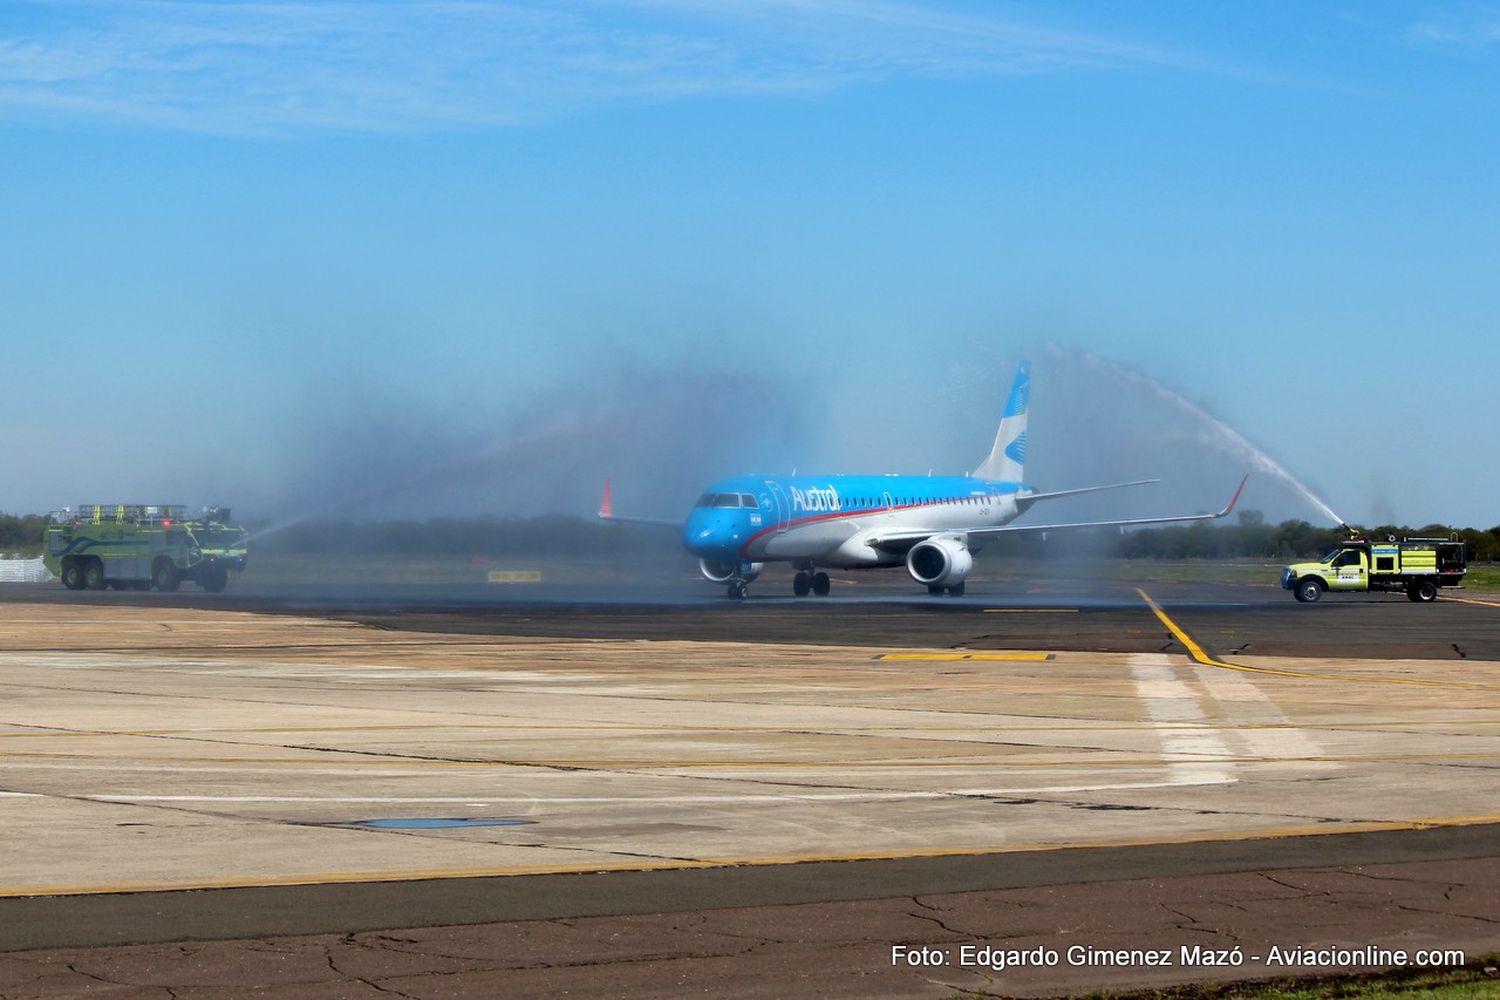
1136, 588, 1500, 691
876, 652, 1054, 662
5, 811, 1500, 899
1448, 595, 1500, 609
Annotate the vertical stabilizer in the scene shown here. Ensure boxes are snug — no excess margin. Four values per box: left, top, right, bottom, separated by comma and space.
974, 361, 1030, 482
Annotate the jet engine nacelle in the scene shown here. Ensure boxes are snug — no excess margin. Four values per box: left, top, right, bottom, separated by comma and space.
699, 558, 763, 584
906, 535, 973, 587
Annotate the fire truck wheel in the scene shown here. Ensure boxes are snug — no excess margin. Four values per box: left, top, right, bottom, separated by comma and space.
1411, 580, 1438, 603
83, 559, 105, 591
200, 566, 229, 593
1295, 578, 1322, 603
61, 559, 84, 590
152, 559, 181, 593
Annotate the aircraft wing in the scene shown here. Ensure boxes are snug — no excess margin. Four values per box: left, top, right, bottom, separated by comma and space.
868, 475, 1247, 549
973, 474, 1247, 538
596, 479, 682, 529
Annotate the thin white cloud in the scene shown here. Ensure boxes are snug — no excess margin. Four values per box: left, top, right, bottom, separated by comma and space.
1410, 15, 1500, 45
0, 0, 1201, 136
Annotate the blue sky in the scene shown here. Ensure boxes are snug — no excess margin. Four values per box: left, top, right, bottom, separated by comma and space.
2, 1, 1497, 526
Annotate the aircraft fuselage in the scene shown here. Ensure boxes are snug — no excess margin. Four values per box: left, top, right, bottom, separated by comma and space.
683, 474, 1025, 569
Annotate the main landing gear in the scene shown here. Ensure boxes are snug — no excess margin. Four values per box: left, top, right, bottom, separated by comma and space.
726, 567, 832, 600
927, 582, 966, 597
792, 570, 830, 597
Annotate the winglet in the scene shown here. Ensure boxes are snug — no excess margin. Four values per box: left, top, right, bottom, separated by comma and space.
598, 478, 614, 520
1215, 474, 1249, 518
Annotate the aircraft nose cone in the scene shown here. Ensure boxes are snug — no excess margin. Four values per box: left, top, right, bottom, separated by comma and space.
683, 513, 738, 557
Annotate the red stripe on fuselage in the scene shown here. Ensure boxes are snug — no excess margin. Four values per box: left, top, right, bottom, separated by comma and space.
737, 495, 998, 558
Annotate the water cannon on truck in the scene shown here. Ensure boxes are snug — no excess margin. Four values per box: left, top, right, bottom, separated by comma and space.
1281, 528, 1466, 603
43, 504, 248, 593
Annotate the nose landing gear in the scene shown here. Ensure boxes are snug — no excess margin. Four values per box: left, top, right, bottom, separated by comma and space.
727, 579, 749, 600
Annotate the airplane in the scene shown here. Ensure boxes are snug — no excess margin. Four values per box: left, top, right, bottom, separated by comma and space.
599, 360, 1247, 599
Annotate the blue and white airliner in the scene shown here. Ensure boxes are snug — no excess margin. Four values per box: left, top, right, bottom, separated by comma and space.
600, 361, 1246, 599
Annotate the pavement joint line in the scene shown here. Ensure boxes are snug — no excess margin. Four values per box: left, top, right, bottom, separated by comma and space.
7, 752, 1500, 767
8, 811, 1500, 899
1135, 587, 1500, 690
7, 719, 1500, 735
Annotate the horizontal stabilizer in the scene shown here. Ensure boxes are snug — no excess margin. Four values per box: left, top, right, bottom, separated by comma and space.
1015, 478, 1160, 511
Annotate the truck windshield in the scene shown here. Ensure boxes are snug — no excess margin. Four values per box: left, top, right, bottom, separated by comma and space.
196, 527, 246, 548
1319, 549, 1341, 563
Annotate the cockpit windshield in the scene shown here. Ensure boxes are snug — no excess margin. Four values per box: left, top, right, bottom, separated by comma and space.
696, 493, 746, 509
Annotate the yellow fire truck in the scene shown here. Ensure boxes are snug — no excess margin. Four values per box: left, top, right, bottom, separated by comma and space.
43, 505, 248, 593
1281, 533, 1466, 603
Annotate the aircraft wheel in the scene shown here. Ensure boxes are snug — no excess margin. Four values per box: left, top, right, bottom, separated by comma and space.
1295, 578, 1321, 603
153, 559, 181, 593
811, 572, 830, 597
83, 559, 105, 591
947, 582, 966, 597
726, 580, 747, 600
793, 572, 811, 597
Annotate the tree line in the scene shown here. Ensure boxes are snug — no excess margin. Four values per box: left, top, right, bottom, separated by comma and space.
0, 514, 50, 556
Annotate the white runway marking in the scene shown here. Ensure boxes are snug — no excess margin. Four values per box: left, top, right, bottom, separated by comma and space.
1195, 663, 1328, 763
1129, 652, 1237, 785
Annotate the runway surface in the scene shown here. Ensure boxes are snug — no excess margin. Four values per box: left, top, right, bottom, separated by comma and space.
2, 573, 1498, 996
5, 571, 1500, 659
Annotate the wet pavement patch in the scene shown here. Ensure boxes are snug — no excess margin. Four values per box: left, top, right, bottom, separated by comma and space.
339, 818, 537, 830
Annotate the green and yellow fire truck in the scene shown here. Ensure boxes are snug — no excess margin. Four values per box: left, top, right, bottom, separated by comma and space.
43, 505, 248, 593
1281, 533, 1466, 603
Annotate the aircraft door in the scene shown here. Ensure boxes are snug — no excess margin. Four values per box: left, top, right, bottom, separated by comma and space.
765, 480, 792, 533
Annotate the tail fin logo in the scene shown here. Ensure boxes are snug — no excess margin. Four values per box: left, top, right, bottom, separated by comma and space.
1003, 375, 1029, 419
1004, 432, 1027, 466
